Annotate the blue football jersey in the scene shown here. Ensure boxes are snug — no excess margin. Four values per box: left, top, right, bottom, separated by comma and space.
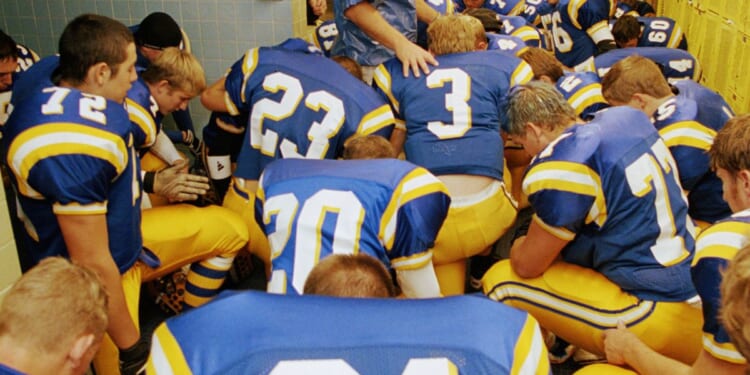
487, 33, 529, 56
555, 71, 609, 120
594, 47, 700, 83
498, 14, 547, 48
2, 85, 143, 273
331, 0, 417, 66
0, 44, 40, 127
608, 16, 686, 50
650, 92, 731, 223
524, 106, 696, 301
454, 0, 526, 16
373, 50, 533, 180
256, 158, 450, 295
539, 0, 616, 71
692, 209, 750, 364
224, 38, 395, 180
125, 76, 162, 150
308, 19, 339, 57
148, 292, 552, 375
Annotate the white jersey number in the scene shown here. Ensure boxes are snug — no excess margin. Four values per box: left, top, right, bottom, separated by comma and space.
426, 68, 472, 139
265, 189, 365, 294
270, 358, 458, 375
250, 72, 344, 159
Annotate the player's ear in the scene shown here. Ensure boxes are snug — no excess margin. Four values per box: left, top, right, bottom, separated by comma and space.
67, 333, 97, 371
88, 62, 111, 86
737, 169, 750, 193
525, 121, 543, 139
629, 93, 649, 111
539, 75, 554, 84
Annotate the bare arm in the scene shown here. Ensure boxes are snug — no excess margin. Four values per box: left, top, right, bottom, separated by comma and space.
57, 214, 139, 349
200, 77, 229, 112
389, 127, 406, 157
604, 322, 745, 375
344, 2, 437, 77
415, 0, 439, 23
510, 218, 569, 278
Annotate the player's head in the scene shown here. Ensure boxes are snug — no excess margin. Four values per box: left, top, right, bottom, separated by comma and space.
57, 14, 137, 103
463, 8, 501, 33
0, 257, 108, 375
709, 114, 750, 213
134, 12, 183, 63
141, 47, 206, 115
520, 47, 565, 83
428, 14, 487, 55
332, 55, 363, 81
303, 254, 398, 298
720, 245, 750, 364
612, 15, 642, 48
506, 81, 577, 155
343, 135, 395, 160
0, 30, 19, 91
463, 0, 485, 9
600, 55, 671, 108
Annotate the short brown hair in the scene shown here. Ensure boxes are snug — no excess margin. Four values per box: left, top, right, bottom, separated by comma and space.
57, 14, 134, 85
428, 14, 485, 55
709, 114, 750, 174
720, 246, 750, 362
0, 257, 108, 353
343, 135, 395, 160
303, 254, 398, 298
332, 55, 363, 81
141, 47, 206, 97
521, 47, 565, 82
600, 55, 672, 104
612, 15, 642, 46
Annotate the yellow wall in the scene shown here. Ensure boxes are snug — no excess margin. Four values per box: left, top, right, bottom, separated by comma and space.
0, 174, 21, 303
660, 0, 750, 114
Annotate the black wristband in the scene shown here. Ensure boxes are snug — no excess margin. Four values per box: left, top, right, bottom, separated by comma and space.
143, 171, 156, 194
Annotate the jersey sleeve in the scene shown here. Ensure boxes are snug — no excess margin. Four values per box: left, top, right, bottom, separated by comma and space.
147, 323, 194, 374
569, 0, 615, 43
658, 120, 715, 191
692, 221, 750, 364
7, 124, 127, 215
523, 134, 602, 240
125, 93, 159, 149
373, 59, 405, 120
224, 48, 261, 116
509, 314, 552, 375
382, 168, 450, 270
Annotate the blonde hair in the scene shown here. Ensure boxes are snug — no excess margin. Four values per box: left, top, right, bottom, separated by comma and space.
140, 47, 206, 96
0, 257, 108, 354
303, 254, 398, 298
521, 47, 565, 81
506, 81, 577, 135
720, 246, 750, 362
428, 14, 485, 55
709, 114, 750, 174
343, 135, 395, 160
600, 55, 672, 104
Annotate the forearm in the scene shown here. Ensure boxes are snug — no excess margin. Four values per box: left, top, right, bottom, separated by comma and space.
621, 338, 690, 375
395, 259, 442, 298
201, 77, 229, 112
415, 0, 439, 23
150, 131, 184, 165
344, 2, 413, 54
57, 214, 139, 349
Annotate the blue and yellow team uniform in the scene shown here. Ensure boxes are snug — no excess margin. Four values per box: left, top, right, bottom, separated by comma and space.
0, 43, 39, 128
373, 50, 532, 295
454, 0, 526, 17
595, 46, 701, 83
692, 209, 750, 365
147, 292, 552, 375
650, 88, 732, 224
522, 0, 554, 25
6, 57, 248, 375
221, 38, 395, 267
487, 33, 529, 56
417, 0, 454, 48
307, 19, 339, 57
125, 76, 161, 151
332, 0, 417, 66
610, 16, 687, 50
483, 107, 703, 364
256, 158, 450, 295
0, 363, 25, 375
555, 71, 608, 120
539, 0, 616, 71
614, 0, 655, 18
499, 14, 548, 49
